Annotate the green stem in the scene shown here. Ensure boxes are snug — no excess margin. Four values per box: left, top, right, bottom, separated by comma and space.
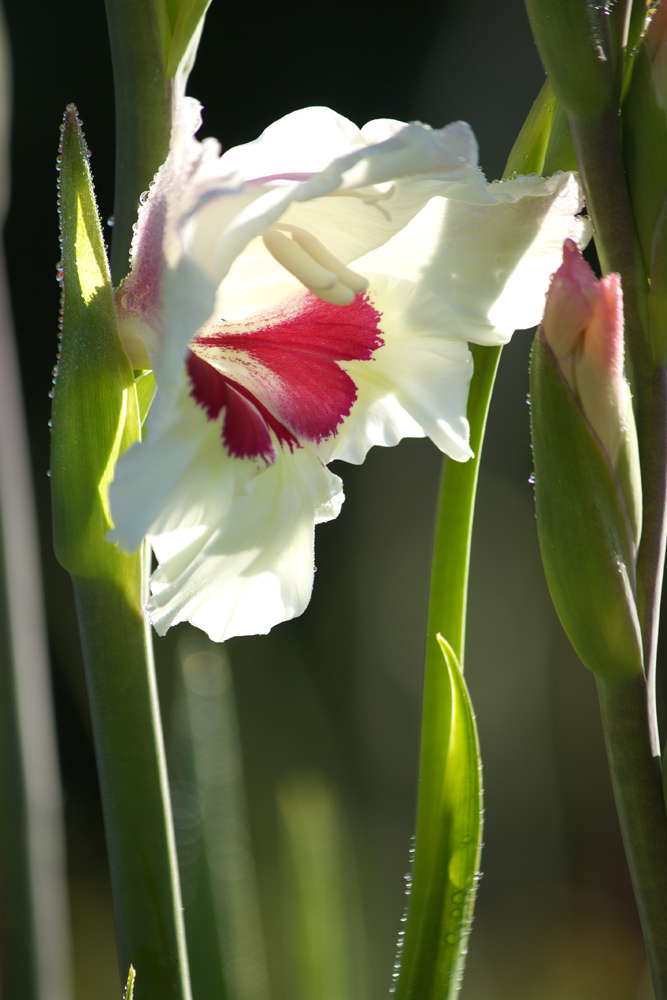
597, 674, 667, 999
73, 566, 191, 1000
426, 344, 502, 666
104, 0, 173, 284
568, 111, 648, 374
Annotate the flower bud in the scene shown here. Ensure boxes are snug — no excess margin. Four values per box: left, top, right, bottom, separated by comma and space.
543, 239, 627, 466
530, 241, 644, 680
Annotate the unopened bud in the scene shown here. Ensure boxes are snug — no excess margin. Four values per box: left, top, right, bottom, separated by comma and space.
530, 241, 644, 680
542, 239, 627, 467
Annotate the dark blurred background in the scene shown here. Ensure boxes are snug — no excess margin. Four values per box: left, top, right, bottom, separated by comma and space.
3, 0, 656, 997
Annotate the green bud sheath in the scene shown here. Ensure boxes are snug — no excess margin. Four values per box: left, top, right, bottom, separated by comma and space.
530, 328, 644, 680
51, 105, 140, 595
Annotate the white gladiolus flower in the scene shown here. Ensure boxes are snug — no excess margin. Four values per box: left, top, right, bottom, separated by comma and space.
108, 98, 589, 641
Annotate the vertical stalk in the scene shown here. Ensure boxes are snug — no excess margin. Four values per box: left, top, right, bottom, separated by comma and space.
425, 345, 501, 668
73, 570, 192, 1000
104, 0, 173, 284
597, 674, 667, 999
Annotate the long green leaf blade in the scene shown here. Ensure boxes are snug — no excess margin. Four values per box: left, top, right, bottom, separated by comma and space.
393, 637, 483, 1000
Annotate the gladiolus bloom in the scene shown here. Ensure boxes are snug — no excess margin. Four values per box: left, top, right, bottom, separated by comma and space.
108, 99, 588, 642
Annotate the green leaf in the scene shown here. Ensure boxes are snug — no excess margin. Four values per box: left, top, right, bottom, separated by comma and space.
123, 966, 136, 1000
505, 78, 558, 177
505, 79, 577, 180
167, 0, 212, 79
524, 0, 616, 118
392, 638, 482, 1000
51, 105, 141, 594
530, 329, 644, 679
135, 370, 156, 424
542, 102, 577, 175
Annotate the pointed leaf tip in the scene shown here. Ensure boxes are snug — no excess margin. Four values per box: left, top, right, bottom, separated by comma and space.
123, 965, 136, 1000
393, 633, 483, 1000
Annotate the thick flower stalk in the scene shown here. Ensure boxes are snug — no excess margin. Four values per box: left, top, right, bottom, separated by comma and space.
109, 98, 588, 642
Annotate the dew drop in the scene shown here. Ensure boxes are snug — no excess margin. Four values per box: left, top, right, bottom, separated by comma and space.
528, 472, 535, 485
107, 216, 115, 227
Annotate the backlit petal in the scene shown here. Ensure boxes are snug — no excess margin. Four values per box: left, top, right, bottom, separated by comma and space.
146, 448, 343, 642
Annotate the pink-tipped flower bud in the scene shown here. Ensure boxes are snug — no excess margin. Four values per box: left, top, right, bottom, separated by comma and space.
542, 239, 628, 467
530, 242, 644, 679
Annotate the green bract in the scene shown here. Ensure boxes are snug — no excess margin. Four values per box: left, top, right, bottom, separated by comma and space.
530, 329, 644, 680
51, 105, 141, 594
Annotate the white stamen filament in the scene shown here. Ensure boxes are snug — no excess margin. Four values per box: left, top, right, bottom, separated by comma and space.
262, 226, 366, 305
276, 224, 369, 294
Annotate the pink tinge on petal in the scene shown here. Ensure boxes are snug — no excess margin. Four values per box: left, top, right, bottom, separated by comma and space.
187, 351, 299, 462
193, 292, 384, 444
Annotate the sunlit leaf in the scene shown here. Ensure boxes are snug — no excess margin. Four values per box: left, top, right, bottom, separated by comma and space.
51, 105, 141, 592
392, 637, 483, 1000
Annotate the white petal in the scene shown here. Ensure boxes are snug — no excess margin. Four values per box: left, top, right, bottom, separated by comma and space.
325, 274, 474, 465
108, 372, 242, 552
354, 171, 590, 346
182, 117, 488, 297
146, 448, 344, 642
216, 106, 367, 178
